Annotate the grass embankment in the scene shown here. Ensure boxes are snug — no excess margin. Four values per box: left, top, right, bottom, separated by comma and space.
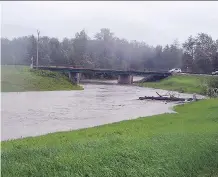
1, 65, 83, 92
139, 74, 210, 95
2, 99, 218, 177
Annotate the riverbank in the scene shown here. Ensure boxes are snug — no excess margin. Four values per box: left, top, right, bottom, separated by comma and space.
2, 98, 218, 177
1, 65, 83, 92
139, 74, 210, 95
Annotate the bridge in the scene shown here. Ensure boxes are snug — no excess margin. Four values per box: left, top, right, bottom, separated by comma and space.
33, 66, 171, 84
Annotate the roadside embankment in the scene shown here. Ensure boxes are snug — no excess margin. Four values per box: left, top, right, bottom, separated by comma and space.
1, 65, 83, 92
138, 74, 211, 95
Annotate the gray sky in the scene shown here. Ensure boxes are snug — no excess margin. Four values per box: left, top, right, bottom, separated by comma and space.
1, 1, 218, 46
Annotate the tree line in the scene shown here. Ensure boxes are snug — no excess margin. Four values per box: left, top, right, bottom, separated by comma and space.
1, 28, 218, 73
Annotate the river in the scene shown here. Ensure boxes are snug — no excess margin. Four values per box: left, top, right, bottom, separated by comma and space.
1, 79, 198, 141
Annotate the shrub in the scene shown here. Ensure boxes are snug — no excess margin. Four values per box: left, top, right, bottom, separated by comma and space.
205, 77, 218, 97
207, 76, 218, 88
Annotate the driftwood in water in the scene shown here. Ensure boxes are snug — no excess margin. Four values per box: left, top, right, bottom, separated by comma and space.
156, 92, 163, 97
139, 92, 196, 102
139, 96, 187, 101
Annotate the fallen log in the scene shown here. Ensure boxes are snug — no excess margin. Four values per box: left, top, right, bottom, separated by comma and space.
139, 96, 192, 102
139, 91, 199, 102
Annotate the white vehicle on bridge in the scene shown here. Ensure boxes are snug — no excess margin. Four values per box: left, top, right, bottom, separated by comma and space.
212, 71, 218, 75
168, 68, 182, 73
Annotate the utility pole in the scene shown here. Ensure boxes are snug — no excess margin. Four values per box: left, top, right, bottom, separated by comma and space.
13, 55, 16, 67
36, 30, 40, 68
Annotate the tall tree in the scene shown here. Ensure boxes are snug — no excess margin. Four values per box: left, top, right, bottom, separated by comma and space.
73, 30, 88, 67
94, 28, 115, 69
1, 30, 217, 74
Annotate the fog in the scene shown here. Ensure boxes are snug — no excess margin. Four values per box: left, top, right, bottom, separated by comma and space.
1, 1, 218, 45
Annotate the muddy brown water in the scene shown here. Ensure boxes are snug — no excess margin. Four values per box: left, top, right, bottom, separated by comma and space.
1, 78, 201, 141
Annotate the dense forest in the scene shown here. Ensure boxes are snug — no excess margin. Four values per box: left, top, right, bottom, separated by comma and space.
1, 28, 218, 73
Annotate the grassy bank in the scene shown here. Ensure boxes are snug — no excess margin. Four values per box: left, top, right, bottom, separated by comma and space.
139, 74, 210, 95
2, 99, 218, 177
1, 65, 83, 92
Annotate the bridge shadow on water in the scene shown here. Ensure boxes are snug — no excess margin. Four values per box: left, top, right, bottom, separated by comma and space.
80, 79, 118, 85
79, 74, 169, 86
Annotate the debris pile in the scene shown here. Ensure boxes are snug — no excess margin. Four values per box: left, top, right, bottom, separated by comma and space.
139, 92, 198, 102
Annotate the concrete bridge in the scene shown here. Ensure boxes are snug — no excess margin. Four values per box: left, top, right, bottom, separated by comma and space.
33, 66, 171, 84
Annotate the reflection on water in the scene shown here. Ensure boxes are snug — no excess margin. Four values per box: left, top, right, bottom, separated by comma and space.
1, 80, 197, 141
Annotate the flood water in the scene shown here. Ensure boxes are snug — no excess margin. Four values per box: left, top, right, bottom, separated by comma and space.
1, 79, 199, 141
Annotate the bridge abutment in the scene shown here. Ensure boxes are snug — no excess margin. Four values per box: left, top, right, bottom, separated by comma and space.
117, 74, 133, 84
68, 72, 81, 84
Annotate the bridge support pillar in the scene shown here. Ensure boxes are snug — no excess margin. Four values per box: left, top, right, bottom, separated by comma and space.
117, 74, 133, 84
68, 72, 81, 84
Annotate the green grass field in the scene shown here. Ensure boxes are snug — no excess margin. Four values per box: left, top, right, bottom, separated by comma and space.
139, 74, 210, 95
2, 99, 218, 177
1, 65, 83, 92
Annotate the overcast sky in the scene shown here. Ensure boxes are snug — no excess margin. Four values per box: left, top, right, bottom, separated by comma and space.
1, 1, 218, 46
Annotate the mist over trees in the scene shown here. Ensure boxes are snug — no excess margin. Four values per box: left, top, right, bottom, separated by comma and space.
1, 28, 218, 73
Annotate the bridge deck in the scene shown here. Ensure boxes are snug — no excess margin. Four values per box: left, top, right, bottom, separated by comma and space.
33, 66, 171, 76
